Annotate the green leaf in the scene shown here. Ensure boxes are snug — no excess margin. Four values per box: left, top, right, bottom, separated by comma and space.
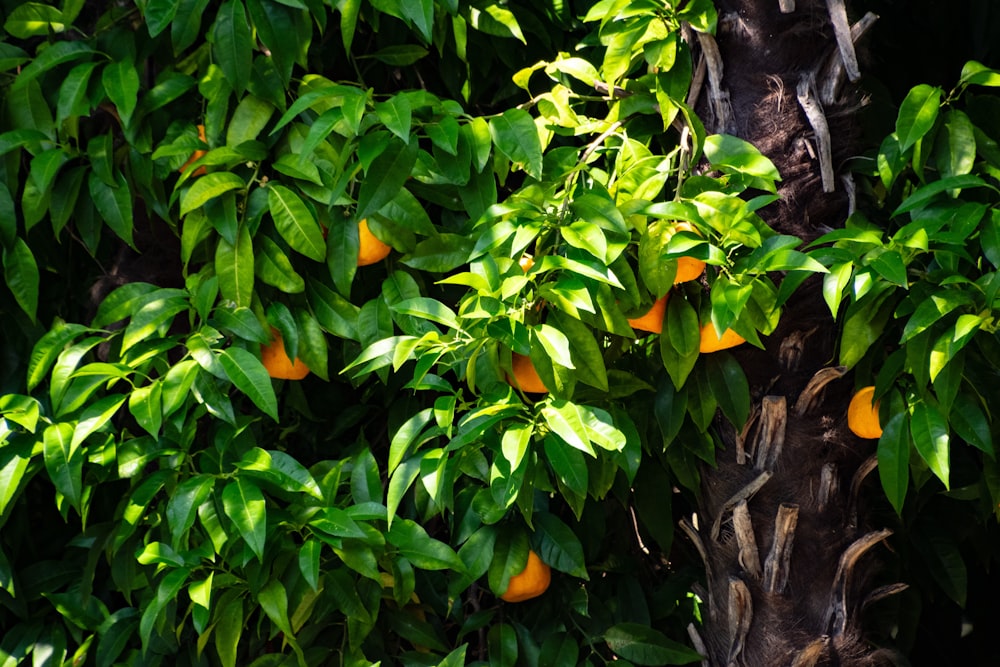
910, 399, 950, 489
4, 3, 66, 38
166, 474, 215, 546
43, 422, 82, 511
214, 595, 243, 667
258, 579, 295, 640
896, 84, 942, 151
3, 238, 39, 321
375, 95, 412, 144
542, 399, 594, 456
534, 513, 587, 578
221, 478, 267, 561
102, 60, 140, 128
868, 250, 908, 287
226, 94, 273, 146
71, 394, 127, 451
215, 224, 254, 308
13, 41, 93, 91
402, 233, 475, 272
706, 353, 750, 427
88, 170, 134, 247
951, 393, 993, 456
128, 381, 163, 437
489, 109, 542, 180
488, 528, 528, 598
369, 44, 428, 66
213, 0, 253, 94
939, 109, 976, 179
180, 172, 245, 215
892, 174, 988, 216
27, 320, 89, 391
468, 3, 526, 42
238, 448, 323, 499
0, 440, 33, 518
355, 138, 418, 223
704, 134, 780, 182
256, 235, 305, 293
268, 184, 325, 261
388, 519, 465, 571
298, 540, 322, 590
143, 0, 179, 36
488, 623, 518, 667
139, 569, 190, 653
604, 623, 703, 665
840, 287, 895, 369
543, 435, 589, 497
660, 294, 699, 388
0, 394, 40, 432
218, 347, 279, 421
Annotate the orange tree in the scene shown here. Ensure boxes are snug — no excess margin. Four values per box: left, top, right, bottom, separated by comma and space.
1, 0, 999, 665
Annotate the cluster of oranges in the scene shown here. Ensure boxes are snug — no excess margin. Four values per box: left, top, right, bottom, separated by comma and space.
509, 222, 745, 394
259, 218, 391, 379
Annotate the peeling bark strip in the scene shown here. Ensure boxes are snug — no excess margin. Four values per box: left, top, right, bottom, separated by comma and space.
763, 503, 799, 594
726, 577, 753, 665
684, 1, 899, 664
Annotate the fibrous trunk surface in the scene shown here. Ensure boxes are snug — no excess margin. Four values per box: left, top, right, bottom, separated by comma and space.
684, 1, 903, 665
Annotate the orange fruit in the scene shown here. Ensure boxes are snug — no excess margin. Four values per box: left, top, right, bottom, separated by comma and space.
518, 255, 535, 272
179, 124, 208, 177
507, 353, 548, 394
357, 219, 392, 266
628, 294, 668, 335
666, 222, 706, 284
260, 330, 310, 380
699, 323, 745, 353
500, 550, 551, 602
848, 386, 882, 439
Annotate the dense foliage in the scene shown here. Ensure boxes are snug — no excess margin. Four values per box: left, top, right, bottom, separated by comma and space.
0, 0, 998, 665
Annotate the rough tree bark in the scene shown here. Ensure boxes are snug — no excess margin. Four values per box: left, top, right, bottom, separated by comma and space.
683, 1, 905, 665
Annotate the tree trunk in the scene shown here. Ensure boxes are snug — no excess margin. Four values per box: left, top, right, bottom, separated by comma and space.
685, 1, 904, 664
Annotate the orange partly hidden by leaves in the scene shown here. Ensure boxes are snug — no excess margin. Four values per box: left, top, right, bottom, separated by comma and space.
667, 221, 706, 283
699, 323, 746, 353
179, 124, 207, 177
357, 219, 392, 266
260, 330, 310, 380
508, 353, 548, 394
500, 550, 551, 602
848, 386, 882, 439
628, 294, 668, 335
518, 255, 535, 272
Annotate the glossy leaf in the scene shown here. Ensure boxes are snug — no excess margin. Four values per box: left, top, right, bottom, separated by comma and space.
3, 237, 39, 321
605, 623, 703, 665
896, 84, 942, 151
218, 347, 279, 421
910, 399, 950, 489
213, 0, 253, 94
221, 478, 267, 561
268, 183, 325, 261
489, 108, 542, 180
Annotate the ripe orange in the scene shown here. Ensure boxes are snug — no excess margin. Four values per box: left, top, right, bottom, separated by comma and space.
507, 353, 548, 394
179, 124, 208, 177
500, 550, 551, 602
847, 386, 882, 439
260, 330, 310, 380
628, 294, 668, 334
518, 255, 534, 272
357, 219, 392, 266
699, 323, 745, 353
666, 222, 706, 283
